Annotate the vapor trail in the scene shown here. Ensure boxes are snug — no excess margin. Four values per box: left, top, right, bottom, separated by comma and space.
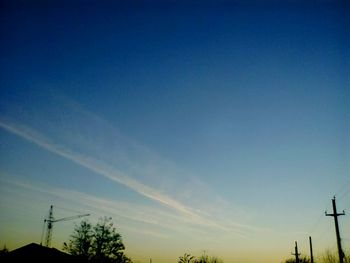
0, 119, 247, 235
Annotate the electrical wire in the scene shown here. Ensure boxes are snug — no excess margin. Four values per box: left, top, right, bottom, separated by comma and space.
40, 219, 46, 245
53, 205, 88, 216
335, 180, 350, 200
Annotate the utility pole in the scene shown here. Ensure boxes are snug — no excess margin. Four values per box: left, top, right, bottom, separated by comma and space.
325, 196, 345, 263
292, 241, 301, 263
309, 236, 314, 263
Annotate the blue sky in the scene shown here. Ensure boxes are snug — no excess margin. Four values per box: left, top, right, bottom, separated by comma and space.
0, 1, 349, 263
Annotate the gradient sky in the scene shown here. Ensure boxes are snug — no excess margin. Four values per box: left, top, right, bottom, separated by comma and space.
0, 1, 349, 263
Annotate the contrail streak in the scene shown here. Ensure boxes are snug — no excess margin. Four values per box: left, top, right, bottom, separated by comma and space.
0, 119, 247, 235
0, 120, 196, 216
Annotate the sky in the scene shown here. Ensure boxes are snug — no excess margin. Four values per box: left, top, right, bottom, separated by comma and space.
0, 1, 349, 263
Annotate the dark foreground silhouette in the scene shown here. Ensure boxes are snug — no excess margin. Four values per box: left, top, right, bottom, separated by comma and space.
0, 243, 87, 263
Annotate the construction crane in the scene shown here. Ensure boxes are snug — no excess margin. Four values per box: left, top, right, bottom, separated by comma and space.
41, 205, 90, 247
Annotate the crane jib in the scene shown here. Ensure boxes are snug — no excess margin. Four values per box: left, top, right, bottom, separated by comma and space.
41, 205, 90, 247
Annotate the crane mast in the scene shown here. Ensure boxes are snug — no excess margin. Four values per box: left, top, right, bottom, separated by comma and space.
44, 205, 54, 247
42, 205, 90, 247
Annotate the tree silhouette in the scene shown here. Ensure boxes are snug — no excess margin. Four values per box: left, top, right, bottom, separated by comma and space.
178, 253, 223, 263
320, 250, 350, 263
0, 245, 9, 254
64, 217, 131, 263
64, 220, 92, 261
178, 253, 196, 263
92, 217, 126, 263
284, 256, 310, 263
197, 254, 223, 263
0, 245, 9, 261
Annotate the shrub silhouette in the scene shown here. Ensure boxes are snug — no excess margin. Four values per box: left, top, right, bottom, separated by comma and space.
178, 253, 223, 263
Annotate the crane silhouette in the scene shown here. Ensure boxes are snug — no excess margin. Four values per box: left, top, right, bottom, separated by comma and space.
41, 205, 90, 247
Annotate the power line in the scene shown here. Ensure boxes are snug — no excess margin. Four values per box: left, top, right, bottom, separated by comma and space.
53, 205, 89, 215
337, 188, 350, 201
309, 212, 326, 235
335, 181, 350, 198
333, 180, 350, 206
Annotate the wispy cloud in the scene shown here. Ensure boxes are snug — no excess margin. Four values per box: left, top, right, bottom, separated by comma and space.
0, 176, 232, 240
0, 177, 174, 237
0, 119, 249, 236
0, 120, 195, 217
0, 91, 264, 236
